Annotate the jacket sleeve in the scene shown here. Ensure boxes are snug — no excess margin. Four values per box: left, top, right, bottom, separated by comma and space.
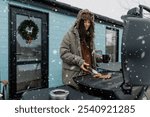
60, 32, 84, 67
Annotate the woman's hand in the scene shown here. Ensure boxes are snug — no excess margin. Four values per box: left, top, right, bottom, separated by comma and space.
80, 62, 89, 72
93, 73, 111, 79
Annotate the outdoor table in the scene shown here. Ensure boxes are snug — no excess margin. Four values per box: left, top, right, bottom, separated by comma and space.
21, 85, 101, 100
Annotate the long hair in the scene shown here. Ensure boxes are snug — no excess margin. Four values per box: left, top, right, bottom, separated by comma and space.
78, 19, 94, 43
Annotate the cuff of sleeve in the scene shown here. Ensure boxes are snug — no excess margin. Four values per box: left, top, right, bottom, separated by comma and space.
78, 59, 84, 67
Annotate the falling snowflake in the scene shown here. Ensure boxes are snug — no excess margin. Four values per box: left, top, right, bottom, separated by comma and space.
58, 61, 61, 64
131, 64, 134, 67
70, 66, 75, 70
54, 9, 58, 12
51, 78, 54, 80
50, 74, 52, 76
32, 96, 35, 99
96, 43, 100, 46
51, 59, 55, 63
142, 40, 145, 44
137, 36, 144, 40
52, 50, 57, 55
145, 66, 148, 68
126, 67, 130, 71
122, 42, 125, 45
139, 79, 142, 82
141, 52, 145, 58
37, 89, 41, 91
3, 9, 7, 13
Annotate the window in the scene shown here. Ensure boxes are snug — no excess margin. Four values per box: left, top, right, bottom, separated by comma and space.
105, 27, 119, 62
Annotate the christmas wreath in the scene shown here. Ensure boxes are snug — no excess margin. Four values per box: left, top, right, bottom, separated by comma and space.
18, 20, 39, 44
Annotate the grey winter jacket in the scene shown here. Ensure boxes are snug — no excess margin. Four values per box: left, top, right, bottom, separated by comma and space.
60, 9, 102, 88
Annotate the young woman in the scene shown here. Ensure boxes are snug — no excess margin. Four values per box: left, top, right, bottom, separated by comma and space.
60, 9, 111, 88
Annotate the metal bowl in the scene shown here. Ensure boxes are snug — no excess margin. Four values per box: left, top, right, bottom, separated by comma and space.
49, 89, 69, 100
0, 94, 3, 100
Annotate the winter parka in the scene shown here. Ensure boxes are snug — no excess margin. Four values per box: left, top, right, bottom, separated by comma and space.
60, 9, 102, 88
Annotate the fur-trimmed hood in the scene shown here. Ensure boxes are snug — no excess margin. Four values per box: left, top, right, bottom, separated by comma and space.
74, 9, 94, 28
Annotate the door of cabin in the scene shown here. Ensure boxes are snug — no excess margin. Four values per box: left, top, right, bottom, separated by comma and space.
9, 6, 48, 99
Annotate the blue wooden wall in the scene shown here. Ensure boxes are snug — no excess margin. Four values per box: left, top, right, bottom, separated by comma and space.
0, 0, 123, 91
0, 0, 9, 91
49, 12, 75, 87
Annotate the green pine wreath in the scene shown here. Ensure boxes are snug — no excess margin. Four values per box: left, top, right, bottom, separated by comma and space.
18, 20, 39, 42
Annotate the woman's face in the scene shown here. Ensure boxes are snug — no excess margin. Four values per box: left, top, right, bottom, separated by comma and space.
84, 19, 91, 31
